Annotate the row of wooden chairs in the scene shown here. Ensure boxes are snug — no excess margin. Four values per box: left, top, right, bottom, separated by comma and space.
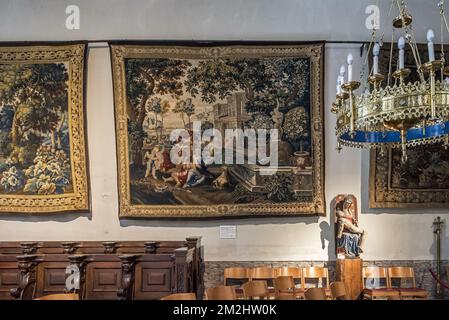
224, 266, 428, 300
362, 266, 427, 300
203, 280, 347, 300
35, 284, 345, 301
33, 281, 338, 301
224, 267, 329, 289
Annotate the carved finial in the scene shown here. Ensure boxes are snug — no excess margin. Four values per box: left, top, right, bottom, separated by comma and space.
103, 242, 118, 254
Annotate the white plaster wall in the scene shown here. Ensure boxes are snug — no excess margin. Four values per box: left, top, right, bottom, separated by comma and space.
0, 0, 448, 261
0, 0, 443, 43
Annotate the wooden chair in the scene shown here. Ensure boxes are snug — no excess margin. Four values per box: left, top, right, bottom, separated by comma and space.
274, 276, 297, 300
242, 281, 269, 300
362, 267, 400, 300
250, 267, 276, 286
304, 287, 327, 300
276, 267, 304, 298
276, 267, 301, 282
224, 267, 249, 284
34, 293, 79, 300
160, 293, 197, 300
251, 267, 276, 298
205, 286, 237, 300
224, 267, 249, 298
302, 266, 330, 298
387, 267, 428, 300
330, 281, 348, 300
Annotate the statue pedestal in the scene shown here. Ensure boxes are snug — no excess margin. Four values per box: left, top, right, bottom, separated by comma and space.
336, 258, 363, 300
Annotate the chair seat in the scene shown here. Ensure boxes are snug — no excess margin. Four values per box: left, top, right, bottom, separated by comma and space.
363, 288, 400, 299
276, 295, 296, 300
275, 288, 306, 300
277, 289, 295, 294
302, 288, 331, 299
398, 288, 428, 298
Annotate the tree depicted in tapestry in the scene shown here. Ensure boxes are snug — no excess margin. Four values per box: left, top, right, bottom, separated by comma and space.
0, 44, 88, 213
112, 44, 325, 217
0, 63, 72, 195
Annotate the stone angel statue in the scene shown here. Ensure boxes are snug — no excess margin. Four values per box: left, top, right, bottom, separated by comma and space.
334, 195, 366, 258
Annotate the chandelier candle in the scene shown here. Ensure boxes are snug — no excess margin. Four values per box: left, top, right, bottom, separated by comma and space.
336, 65, 345, 94
336, 74, 341, 94
427, 29, 435, 62
373, 43, 380, 74
332, 66, 349, 114
339, 65, 346, 85
398, 36, 405, 69
347, 53, 353, 82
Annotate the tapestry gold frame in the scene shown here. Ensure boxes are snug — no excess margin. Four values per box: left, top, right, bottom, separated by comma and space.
0, 43, 90, 213
111, 42, 325, 218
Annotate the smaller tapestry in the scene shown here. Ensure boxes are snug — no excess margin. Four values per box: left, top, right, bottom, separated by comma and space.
0, 44, 90, 213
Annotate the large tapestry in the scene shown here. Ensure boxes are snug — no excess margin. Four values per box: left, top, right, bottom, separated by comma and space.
0, 44, 89, 213
111, 43, 325, 218
370, 43, 449, 208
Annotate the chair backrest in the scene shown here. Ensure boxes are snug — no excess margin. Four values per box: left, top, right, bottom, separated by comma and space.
224, 267, 249, 285
34, 293, 79, 300
330, 281, 348, 300
362, 266, 388, 289
274, 276, 296, 300
251, 267, 276, 279
304, 287, 327, 300
302, 267, 329, 288
251, 267, 276, 286
160, 292, 196, 300
206, 286, 237, 300
242, 281, 269, 300
387, 267, 416, 288
276, 267, 301, 279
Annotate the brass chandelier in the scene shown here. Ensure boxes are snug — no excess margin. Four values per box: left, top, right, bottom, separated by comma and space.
332, 0, 449, 163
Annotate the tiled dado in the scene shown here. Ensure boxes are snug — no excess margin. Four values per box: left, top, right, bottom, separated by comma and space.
204, 260, 449, 299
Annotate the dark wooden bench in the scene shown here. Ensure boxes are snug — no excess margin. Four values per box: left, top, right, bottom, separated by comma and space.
0, 237, 203, 300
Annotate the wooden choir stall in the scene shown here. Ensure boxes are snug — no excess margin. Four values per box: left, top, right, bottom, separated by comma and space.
0, 237, 204, 300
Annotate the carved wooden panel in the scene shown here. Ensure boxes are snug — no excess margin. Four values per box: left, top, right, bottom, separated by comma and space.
134, 261, 173, 300
0, 242, 21, 255
35, 262, 68, 298
85, 262, 122, 300
0, 264, 19, 300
